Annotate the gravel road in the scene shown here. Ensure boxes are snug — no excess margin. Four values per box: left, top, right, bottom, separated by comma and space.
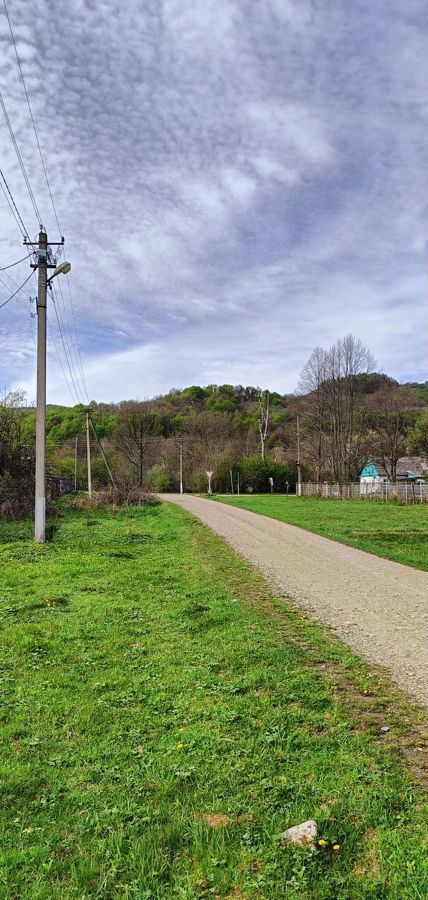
166, 495, 428, 706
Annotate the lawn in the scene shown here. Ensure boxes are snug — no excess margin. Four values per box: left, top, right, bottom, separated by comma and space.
0, 501, 427, 898
213, 495, 428, 571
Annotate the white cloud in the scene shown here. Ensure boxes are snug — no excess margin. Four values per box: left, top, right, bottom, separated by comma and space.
0, 0, 426, 401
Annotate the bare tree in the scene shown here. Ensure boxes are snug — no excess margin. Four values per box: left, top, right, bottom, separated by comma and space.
299, 335, 375, 483
257, 390, 270, 460
367, 385, 420, 481
298, 348, 329, 483
113, 402, 159, 486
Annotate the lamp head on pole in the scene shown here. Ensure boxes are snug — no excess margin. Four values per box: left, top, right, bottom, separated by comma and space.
53, 261, 71, 277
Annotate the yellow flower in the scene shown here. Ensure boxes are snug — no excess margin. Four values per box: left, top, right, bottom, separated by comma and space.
332, 844, 340, 851
175, 742, 184, 749
178, 726, 185, 733
318, 839, 327, 847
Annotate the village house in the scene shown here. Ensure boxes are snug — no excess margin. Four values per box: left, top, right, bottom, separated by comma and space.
359, 456, 428, 492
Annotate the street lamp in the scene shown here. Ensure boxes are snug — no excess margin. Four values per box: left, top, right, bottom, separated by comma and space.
47, 260, 71, 285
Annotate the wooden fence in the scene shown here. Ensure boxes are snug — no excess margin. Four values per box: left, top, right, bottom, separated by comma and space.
301, 482, 428, 503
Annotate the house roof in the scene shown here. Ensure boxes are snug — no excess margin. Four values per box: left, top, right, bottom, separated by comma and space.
396, 456, 427, 476
360, 457, 428, 478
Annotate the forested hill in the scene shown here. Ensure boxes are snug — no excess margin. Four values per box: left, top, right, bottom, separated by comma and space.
4, 371, 427, 497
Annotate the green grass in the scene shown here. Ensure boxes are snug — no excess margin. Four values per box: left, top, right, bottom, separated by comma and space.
212, 495, 428, 571
0, 503, 427, 898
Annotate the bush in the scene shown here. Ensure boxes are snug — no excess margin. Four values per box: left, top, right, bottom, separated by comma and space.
239, 456, 295, 493
152, 471, 170, 492
69, 487, 158, 511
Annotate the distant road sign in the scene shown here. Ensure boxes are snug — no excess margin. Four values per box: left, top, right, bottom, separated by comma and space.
206, 471, 214, 478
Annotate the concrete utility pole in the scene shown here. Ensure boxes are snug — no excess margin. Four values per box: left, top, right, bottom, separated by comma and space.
27, 232, 69, 542
74, 435, 78, 491
179, 442, 183, 494
89, 414, 116, 488
85, 407, 92, 498
296, 414, 302, 497
34, 230, 48, 542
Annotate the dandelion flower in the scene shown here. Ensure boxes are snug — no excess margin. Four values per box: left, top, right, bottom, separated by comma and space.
332, 844, 340, 851
318, 839, 327, 847
175, 742, 184, 750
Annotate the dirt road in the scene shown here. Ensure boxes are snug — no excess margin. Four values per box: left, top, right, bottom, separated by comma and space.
166, 495, 428, 706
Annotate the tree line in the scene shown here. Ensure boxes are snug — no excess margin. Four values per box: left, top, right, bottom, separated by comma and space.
1, 335, 427, 517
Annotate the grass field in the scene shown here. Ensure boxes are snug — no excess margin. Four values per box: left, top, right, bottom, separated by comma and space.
0, 502, 427, 898
213, 495, 428, 571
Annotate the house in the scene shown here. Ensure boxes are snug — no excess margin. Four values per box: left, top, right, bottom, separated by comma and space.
359, 457, 427, 492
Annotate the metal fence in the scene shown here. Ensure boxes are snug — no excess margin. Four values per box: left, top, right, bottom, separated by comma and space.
301, 482, 428, 503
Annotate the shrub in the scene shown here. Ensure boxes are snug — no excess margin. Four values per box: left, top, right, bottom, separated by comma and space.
69, 487, 158, 511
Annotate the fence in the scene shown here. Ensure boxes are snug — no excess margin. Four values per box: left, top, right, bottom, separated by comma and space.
301, 481, 428, 503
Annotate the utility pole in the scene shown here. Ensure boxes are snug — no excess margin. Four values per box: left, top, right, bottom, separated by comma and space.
74, 435, 78, 491
85, 407, 92, 498
89, 415, 116, 488
296, 414, 302, 497
179, 441, 183, 494
27, 233, 69, 542
34, 230, 48, 542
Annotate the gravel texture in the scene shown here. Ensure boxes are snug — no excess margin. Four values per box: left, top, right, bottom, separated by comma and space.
166, 495, 428, 706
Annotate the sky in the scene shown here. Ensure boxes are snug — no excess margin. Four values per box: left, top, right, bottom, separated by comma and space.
0, 0, 427, 405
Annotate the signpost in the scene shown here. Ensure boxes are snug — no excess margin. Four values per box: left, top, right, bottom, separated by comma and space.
206, 470, 214, 494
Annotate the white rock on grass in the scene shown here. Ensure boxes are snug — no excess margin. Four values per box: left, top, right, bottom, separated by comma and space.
282, 819, 318, 849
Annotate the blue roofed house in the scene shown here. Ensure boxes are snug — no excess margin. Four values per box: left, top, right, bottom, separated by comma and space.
359, 457, 427, 494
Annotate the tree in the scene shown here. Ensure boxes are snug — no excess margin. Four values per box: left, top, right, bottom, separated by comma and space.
257, 390, 270, 460
407, 410, 428, 459
366, 385, 420, 481
299, 335, 375, 483
113, 403, 159, 486
298, 347, 329, 483
0, 403, 34, 518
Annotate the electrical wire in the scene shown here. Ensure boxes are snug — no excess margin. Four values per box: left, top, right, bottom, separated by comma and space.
48, 322, 77, 405
0, 91, 41, 225
66, 276, 90, 401
0, 167, 31, 239
0, 270, 33, 308
3, 0, 61, 236
2, 0, 89, 405
56, 275, 90, 403
50, 286, 84, 404
0, 252, 33, 271
51, 280, 86, 403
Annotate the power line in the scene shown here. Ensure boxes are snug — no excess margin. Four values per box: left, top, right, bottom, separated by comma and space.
59, 275, 90, 402
2, 1, 90, 407
3, 0, 61, 236
0, 251, 33, 271
0, 270, 33, 308
52, 279, 86, 404
48, 322, 76, 404
0, 91, 41, 225
0, 167, 32, 239
50, 286, 84, 404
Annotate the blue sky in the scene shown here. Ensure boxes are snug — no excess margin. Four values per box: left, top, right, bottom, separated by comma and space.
0, 0, 426, 403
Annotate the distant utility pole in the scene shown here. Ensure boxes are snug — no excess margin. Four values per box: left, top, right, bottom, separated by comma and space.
296, 414, 302, 497
85, 407, 92, 498
74, 436, 78, 491
89, 414, 116, 488
179, 442, 183, 494
28, 230, 69, 542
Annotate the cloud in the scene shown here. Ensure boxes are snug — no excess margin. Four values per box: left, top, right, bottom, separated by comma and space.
0, 0, 426, 402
